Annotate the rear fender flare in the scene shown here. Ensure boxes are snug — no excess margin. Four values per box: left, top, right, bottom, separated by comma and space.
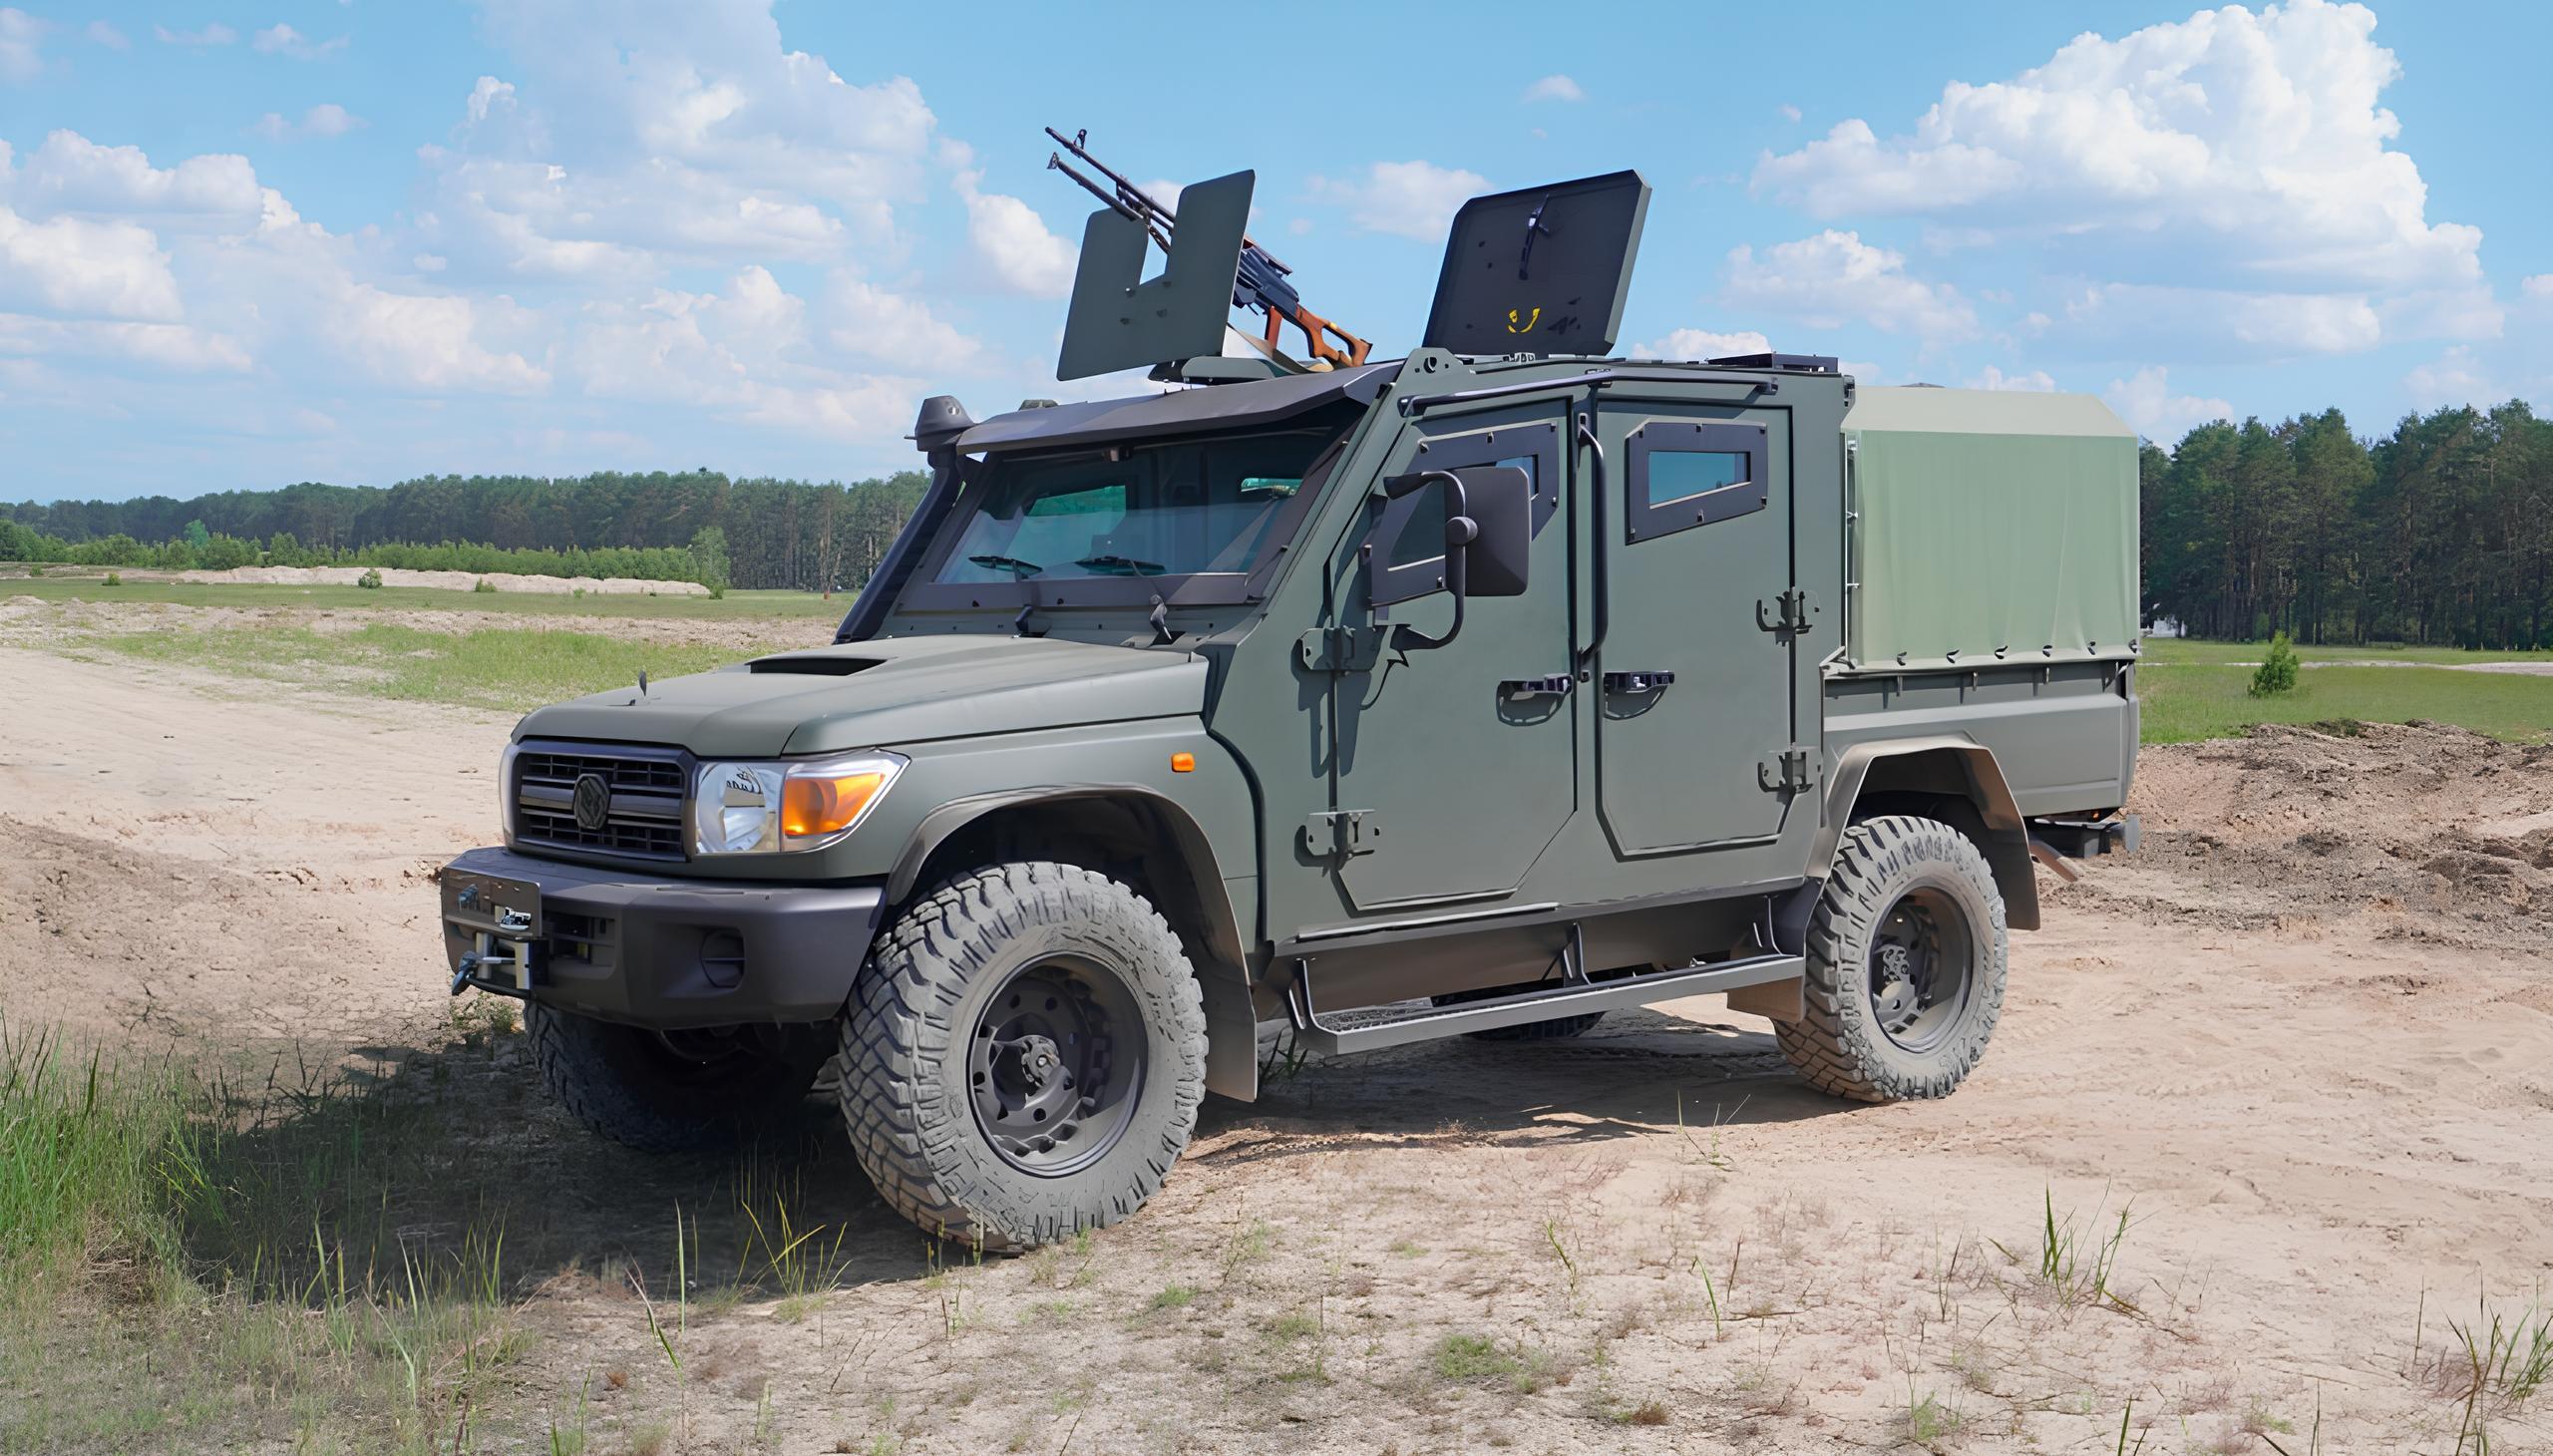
1801, 738, 2040, 932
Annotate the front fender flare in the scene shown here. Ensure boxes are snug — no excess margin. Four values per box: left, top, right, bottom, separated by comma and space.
884, 784, 1261, 1102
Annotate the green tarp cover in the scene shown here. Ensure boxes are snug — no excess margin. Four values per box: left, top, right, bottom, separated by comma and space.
1842, 387, 2140, 672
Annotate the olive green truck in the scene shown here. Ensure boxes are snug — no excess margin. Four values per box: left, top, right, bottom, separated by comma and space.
439, 169, 2139, 1249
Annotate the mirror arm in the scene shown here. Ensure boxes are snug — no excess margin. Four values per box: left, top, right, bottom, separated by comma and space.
1386, 469, 1472, 652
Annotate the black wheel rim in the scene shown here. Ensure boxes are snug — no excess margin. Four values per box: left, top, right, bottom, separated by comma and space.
1864, 885, 1976, 1053
967, 955, 1145, 1178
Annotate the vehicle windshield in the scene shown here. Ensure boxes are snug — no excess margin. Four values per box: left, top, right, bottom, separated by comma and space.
933, 427, 1334, 586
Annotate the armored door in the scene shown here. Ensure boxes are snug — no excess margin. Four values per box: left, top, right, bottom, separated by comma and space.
1593, 402, 1799, 855
1314, 406, 1578, 912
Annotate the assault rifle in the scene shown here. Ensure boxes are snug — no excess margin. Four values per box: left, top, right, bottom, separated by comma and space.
1045, 128, 1372, 372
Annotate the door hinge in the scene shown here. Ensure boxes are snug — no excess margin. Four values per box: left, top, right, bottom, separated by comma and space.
1304, 809, 1382, 860
1296, 625, 1382, 673
1755, 588, 1818, 635
1757, 747, 1814, 796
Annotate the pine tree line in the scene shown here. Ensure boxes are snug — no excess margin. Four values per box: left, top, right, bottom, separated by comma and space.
2142, 401, 2551, 648
10, 402, 2549, 646
1, 469, 928, 592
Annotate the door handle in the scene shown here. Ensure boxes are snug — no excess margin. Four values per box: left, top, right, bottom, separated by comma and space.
1500, 674, 1574, 700
1602, 670, 1675, 694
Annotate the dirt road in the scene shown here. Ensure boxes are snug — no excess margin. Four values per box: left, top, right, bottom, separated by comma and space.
5, 646, 2549, 1453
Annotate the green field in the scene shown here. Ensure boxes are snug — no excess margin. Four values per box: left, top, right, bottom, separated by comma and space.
88, 621, 789, 713
2137, 661, 2553, 744
6, 576, 848, 621
2141, 636, 2553, 667
20, 579, 2553, 743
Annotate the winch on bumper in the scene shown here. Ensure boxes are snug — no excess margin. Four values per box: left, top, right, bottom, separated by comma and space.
438, 847, 887, 1029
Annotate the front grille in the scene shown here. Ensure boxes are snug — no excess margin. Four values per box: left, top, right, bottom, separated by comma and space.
514, 743, 690, 860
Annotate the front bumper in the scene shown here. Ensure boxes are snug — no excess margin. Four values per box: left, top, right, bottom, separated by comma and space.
438, 846, 887, 1029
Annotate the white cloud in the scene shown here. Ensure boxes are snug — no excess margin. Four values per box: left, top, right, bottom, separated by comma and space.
1522, 74, 1584, 104
556, 265, 925, 442
1966, 364, 2057, 391
953, 171, 1074, 297
2103, 366, 2232, 440
2521, 274, 2553, 302
1634, 327, 1772, 362
1307, 160, 1487, 241
2402, 346, 2496, 410
10, 131, 264, 225
407, 10, 939, 283
85, 20, 127, 50
1752, 0, 2478, 293
1722, 230, 1978, 343
0, 7, 44, 81
0, 205, 182, 320
252, 104, 368, 141
0, 314, 251, 372
2041, 282, 2384, 358
251, 24, 349, 60
465, 75, 516, 126
154, 22, 238, 46
825, 276, 980, 372
1778, 103, 1802, 123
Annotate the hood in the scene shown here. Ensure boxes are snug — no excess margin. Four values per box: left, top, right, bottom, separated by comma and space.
515, 633, 1209, 758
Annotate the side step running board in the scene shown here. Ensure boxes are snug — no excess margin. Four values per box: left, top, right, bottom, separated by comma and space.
1283, 951, 1806, 1057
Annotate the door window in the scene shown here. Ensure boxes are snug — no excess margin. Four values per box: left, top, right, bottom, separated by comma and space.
1625, 420, 1766, 544
1365, 422, 1559, 606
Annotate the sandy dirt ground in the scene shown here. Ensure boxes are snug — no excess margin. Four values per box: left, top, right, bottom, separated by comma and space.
4, 641, 2549, 1454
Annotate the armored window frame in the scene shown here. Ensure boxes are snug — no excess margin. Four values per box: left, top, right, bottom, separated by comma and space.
1624, 420, 1766, 545
899, 426, 1348, 611
1362, 420, 1560, 608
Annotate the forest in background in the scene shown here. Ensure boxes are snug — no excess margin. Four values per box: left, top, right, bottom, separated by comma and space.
0, 470, 927, 592
5, 398, 2550, 646
2142, 400, 2547, 648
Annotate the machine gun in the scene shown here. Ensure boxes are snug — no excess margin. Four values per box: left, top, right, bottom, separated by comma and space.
1045, 128, 1372, 373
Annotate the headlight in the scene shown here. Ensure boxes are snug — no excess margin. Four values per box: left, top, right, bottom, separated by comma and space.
692, 750, 906, 857
498, 741, 522, 844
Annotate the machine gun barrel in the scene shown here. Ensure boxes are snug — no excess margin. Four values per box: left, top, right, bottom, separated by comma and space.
1044, 126, 1372, 372
1045, 150, 1170, 253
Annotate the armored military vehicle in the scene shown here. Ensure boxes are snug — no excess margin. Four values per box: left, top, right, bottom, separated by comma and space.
440, 160, 2140, 1250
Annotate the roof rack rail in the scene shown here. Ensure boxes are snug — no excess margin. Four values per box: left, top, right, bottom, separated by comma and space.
1706, 352, 1841, 374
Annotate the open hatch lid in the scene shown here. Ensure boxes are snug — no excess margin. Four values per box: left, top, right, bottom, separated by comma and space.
1421, 170, 1649, 358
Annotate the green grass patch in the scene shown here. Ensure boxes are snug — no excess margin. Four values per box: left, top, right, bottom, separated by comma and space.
2139, 663, 2553, 745
90, 621, 776, 713
2142, 637, 2553, 667
5, 577, 847, 621
0, 1012, 892, 1454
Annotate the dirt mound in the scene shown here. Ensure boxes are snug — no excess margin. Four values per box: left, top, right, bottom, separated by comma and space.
2067, 720, 2553, 933
0, 817, 446, 1047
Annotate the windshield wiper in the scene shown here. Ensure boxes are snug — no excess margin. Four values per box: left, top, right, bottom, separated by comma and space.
967, 553, 1043, 578
1074, 553, 1166, 576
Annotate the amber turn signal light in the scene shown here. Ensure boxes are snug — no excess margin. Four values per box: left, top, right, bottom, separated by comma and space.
782, 771, 890, 838
1170, 752, 1196, 773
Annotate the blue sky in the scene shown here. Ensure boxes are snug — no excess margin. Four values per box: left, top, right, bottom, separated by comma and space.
2, 0, 2546, 503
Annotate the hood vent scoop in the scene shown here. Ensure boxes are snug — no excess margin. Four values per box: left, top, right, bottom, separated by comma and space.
747, 655, 882, 677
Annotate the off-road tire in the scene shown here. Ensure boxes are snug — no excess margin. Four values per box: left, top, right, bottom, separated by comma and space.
1776, 814, 2006, 1102
835, 863, 1208, 1253
529, 1003, 836, 1153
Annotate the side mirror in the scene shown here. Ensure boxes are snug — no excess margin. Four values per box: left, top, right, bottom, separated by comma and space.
1378, 465, 1533, 651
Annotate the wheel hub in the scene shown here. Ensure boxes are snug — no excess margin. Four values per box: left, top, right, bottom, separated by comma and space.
1864, 886, 1975, 1052
996, 1033, 1064, 1095
966, 958, 1146, 1178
